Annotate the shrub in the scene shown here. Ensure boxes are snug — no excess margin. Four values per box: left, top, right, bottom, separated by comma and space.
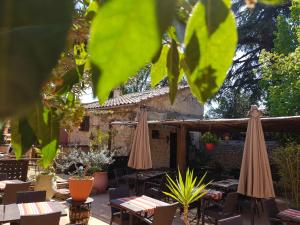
272, 143, 300, 208
202, 132, 219, 144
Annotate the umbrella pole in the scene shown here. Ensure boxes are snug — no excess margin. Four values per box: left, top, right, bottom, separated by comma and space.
251, 199, 255, 225
250, 198, 263, 225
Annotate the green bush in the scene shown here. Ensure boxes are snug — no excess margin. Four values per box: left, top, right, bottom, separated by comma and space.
272, 143, 300, 208
202, 132, 219, 144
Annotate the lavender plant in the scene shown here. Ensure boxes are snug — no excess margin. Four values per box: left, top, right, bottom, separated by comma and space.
56, 147, 91, 178
87, 146, 115, 175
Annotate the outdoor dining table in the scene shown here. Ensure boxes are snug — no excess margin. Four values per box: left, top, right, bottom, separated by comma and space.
0, 201, 67, 223
0, 179, 25, 191
122, 171, 167, 194
110, 195, 169, 225
277, 208, 300, 225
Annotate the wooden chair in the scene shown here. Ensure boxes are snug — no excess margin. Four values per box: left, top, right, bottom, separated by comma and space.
262, 198, 284, 225
16, 191, 46, 203
203, 192, 239, 225
20, 212, 61, 225
219, 215, 243, 225
138, 203, 179, 225
2, 182, 31, 204
109, 186, 131, 225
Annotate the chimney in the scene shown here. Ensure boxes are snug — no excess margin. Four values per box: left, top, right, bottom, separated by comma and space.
113, 88, 122, 98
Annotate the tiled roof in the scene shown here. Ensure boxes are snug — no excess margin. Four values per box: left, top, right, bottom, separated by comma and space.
84, 86, 188, 109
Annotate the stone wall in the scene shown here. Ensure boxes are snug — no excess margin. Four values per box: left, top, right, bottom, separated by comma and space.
149, 124, 177, 168
146, 88, 203, 120
206, 140, 280, 170
111, 124, 135, 156
66, 88, 204, 168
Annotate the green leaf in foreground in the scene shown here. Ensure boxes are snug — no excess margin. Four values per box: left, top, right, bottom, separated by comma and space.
151, 44, 170, 87
89, 0, 174, 104
56, 65, 83, 95
202, 0, 229, 36
156, 0, 176, 36
167, 40, 180, 103
0, 0, 73, 118
11, 119, 37, 159
12, 105, 60, 167
38, 139, 58, 170
258, 0, 286, 5
184, 0, 237, 103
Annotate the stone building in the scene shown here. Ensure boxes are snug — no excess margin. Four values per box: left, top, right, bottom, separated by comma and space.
64, 86, 204, 168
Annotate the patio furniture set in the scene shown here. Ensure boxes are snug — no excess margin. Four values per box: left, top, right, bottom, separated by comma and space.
110, 172, 300, 225
0, 158, 85, 225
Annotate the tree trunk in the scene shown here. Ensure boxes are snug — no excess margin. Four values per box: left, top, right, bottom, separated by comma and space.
183, 206, 189, 225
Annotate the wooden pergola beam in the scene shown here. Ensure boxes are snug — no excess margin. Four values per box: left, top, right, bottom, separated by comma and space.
177, 125, 187, 173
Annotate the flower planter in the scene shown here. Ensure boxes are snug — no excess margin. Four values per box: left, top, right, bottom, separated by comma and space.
92, 172, 108, 193
34, 174, 57, 200
205, 143, 216, 151
69, 176, 94, 202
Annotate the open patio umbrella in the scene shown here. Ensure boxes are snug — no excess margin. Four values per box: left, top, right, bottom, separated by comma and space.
238, 105, 275, 225
128, 108, 152, 169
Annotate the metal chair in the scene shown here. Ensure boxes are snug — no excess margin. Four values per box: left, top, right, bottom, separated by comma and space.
20, 212, 61, 225
0, 173, 7, 181
144, 176, 167, 201
138, 203, 179, 225
262, 198, 283, 225
109, 186, 131, 225
0, 159, 29, 181
113, 168, 127, 186
16, 191, 46, 203
219, 215, 243, 225
2, 182, 31, 204
203, 192, 239, 225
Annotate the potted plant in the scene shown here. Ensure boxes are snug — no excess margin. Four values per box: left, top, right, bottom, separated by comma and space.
34, 146, 58, 200
57, 147, 94, 201
163, 168, 209, 225
86, 147, 114, 193
202, 132, 219, 151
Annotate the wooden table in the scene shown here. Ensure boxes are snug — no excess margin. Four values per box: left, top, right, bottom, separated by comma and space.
0, 201, 67, 223
110, 195, 169, 225
0, 179, 25, 191
277, 208, 300, 224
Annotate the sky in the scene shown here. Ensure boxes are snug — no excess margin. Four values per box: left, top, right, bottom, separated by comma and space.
80, 88, 97, 103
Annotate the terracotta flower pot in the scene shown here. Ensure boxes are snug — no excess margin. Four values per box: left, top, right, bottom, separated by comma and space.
92, 172, 108, 193
68, 176, 94, 201
205, 143, 216, 151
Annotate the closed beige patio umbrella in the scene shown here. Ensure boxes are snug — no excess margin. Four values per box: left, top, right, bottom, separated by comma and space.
128, 108, 152, 169
238, 105, 275, 198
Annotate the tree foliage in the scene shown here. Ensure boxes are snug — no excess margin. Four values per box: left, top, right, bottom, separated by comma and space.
260, 0, 300, 116
0, 0, 285, 159
206, 90, 253, 118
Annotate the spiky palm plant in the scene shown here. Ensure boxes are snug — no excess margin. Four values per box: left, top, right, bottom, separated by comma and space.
163, 168, 210, 225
